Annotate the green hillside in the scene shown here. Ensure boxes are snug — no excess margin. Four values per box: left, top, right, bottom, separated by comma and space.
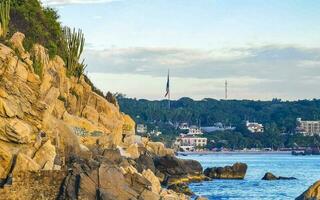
118, 97, 320, 148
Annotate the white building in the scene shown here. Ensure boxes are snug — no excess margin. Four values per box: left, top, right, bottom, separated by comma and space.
296, 118, 320, 136
187, 126, 203, 135
179, 123, 189, 130
179, 136, 207, 147
149, 130, 162, 136
136, 124, 147, 134
246, 121, 264, 133
201, 122, 236, 133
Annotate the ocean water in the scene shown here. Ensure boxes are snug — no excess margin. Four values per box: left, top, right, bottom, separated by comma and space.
180, 153, 320, 200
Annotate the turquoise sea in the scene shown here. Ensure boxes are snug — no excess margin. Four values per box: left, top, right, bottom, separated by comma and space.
180, 153, 320, 200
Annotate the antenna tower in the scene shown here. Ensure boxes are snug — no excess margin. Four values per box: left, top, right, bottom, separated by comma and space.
225, 80, 228, 100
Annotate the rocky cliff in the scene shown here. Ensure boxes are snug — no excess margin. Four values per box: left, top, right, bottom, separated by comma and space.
0, 32, 196, 200
296, 180, 320, 200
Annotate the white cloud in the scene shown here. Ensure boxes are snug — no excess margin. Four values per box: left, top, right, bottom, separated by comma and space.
42, 0, 120, 5
83, 46, 320, 100
87, 73, 273, 100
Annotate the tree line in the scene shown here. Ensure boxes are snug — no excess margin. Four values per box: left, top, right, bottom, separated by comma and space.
118, 97, 320, 148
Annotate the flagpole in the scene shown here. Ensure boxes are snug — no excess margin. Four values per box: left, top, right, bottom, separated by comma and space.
165, 69, 170, 110
168, 69, 170, 110
168, 87, 170, 110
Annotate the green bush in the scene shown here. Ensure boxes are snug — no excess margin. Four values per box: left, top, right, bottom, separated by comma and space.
106, 91, 118, 106
9, 0, 67, 58
7, 1, 105, 98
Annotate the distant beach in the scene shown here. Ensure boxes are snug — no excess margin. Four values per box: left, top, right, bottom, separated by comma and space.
177, 150, 292, 155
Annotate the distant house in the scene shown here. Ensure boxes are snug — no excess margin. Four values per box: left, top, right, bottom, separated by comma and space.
246, 121, 264, 133
187, 126, 203, 135
179, 123, 189, 130
149, 130, 162, 136
174, 135, 207, 150
296, 118, 320, 136
136, 124, 147, 134
180, 135, 207, 147
201, 122, 236, 133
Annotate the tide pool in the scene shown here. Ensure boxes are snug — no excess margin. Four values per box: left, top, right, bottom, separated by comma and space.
180, 153, 320, 200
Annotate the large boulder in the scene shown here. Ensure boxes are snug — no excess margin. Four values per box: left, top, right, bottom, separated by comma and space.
12, 153, 41, 175
102, 148, 123, 164
4, 119, 33, 144
32, 140, 56, 170
135, 153, 156, 173
159, 189, 189, 200
58, 156, 161, 200
146, 142, 174, 157
204, 162, 247, 179
296, 180, 320, 200
167, 183, 194, 196
262, 172, 297, 181
9, 32, 32, 66
154, 155, 205, 185
142, 169, 161, 194
0, 146, 12, 180
126, 143, 140, 159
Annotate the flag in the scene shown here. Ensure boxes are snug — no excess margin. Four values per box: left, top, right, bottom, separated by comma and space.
165, 70, 170, 98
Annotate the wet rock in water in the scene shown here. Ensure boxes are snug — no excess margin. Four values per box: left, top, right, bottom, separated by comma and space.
196, 196, 209, 200
262, 172, 297, 180
204, 162, 247, 179
296, 180, 320, 200
154, 155, 206, 185
262, 172, 278, 180
167, 183, 194, 196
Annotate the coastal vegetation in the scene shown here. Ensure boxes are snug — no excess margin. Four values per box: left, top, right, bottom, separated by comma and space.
63, 27, 86, 78
0, 0, 10, 38
118, 97, 320, 148
8, 0, 86, 80
6, 0, 115, 103
9, 0, 66, 57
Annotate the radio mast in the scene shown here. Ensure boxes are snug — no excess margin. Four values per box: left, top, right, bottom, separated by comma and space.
225, 80, 228, 100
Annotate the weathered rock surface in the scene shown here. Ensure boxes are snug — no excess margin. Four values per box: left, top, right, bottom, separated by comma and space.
296, 180, 320, 200
204, 162, 247, 179
262, 172, 297, 180
0, 32, 143, 179
57, 150, 186, 200
167, 183, 194, 196
195, 197, 209, 200
134, 153, 156, 173
0, 32, 192, 199
142, 169, 161, 194
154, 155, 206, 185
159, 189, 189, 200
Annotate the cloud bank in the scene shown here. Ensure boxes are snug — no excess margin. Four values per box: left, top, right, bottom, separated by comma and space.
84, 45, 320, 100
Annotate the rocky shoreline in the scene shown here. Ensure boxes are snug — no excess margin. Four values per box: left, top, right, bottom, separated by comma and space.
0, 32, 319, 200
0, 32, 191, 200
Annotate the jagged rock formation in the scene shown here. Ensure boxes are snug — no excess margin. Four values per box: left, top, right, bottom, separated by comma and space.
154, 155, 206, 185
296, 180, 320, 200
0, 32, 188, 200
261, 172, 297, 181
204, 162, 247, 180
167, 183, 194, 196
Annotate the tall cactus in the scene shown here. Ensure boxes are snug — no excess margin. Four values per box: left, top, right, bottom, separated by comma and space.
0, 0, 10, 38
63, 27, 86, 78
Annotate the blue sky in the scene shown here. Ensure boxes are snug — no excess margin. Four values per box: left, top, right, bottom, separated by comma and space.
44, 0, 320, 100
